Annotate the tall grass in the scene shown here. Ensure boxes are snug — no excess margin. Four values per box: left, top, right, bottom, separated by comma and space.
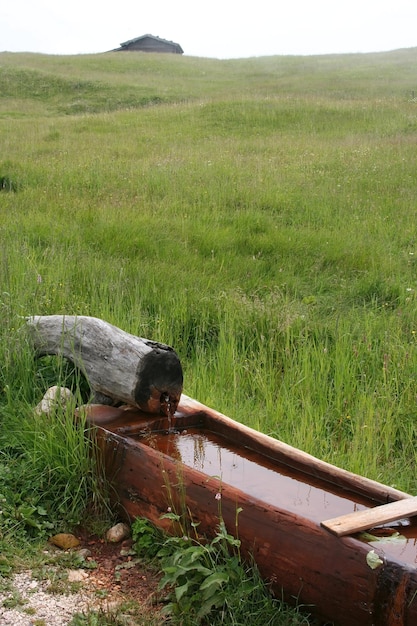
1, 47, 417, 600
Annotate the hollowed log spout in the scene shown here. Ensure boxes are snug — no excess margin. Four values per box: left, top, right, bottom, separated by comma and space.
26, 315, 183, 416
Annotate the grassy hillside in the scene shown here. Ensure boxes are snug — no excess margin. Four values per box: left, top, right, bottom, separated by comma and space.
1, 48, 416, 114
1, 48, 417, 503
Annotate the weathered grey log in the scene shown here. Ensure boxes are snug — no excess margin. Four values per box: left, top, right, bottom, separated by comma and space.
26, 315, 183, 416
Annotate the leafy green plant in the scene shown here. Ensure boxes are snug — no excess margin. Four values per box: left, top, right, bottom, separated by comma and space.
131, 509, 311, 625
158, 519, 242, 622
154, 507, 309, 625
0, 456, 56, 539
159, 521, 308, 626
131, 516, 163, 560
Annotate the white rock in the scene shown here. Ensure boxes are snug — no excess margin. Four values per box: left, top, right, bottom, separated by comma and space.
67, 569, 88, 582
35, 386, 75, 416
106, 522, 131, 543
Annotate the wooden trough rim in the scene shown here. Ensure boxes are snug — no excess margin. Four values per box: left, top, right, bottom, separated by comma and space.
177, 395, 414, 534
178, 395, 411, 501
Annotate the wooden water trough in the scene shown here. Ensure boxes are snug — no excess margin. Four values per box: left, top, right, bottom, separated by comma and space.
85, 399, 417, 626
28, 316, 417, 626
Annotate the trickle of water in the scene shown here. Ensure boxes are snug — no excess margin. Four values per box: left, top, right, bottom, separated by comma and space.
162, 393, 176, 433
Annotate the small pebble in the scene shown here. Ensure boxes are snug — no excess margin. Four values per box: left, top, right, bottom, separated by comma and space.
76, 548, 92, 559
67, 569, 88, 582
106, 522, 131, 543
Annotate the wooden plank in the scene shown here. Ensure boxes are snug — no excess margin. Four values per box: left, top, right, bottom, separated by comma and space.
321, 496, 417, 536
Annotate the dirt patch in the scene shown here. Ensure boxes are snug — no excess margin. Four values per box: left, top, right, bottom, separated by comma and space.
79, 531, 163, 608
0, 531, 166, 625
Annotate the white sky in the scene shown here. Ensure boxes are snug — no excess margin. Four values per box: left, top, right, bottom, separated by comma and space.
2, 0, 416, 59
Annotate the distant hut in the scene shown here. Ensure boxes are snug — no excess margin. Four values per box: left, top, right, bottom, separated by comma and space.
113, 34, 183, 54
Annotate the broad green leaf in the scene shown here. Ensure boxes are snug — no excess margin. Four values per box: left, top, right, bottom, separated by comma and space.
175, 581, 190, 602
200, 571, 229, 599
197, 593, 226, 620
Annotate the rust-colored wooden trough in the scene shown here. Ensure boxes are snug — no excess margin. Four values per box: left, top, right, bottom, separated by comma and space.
85, 396, 417, 626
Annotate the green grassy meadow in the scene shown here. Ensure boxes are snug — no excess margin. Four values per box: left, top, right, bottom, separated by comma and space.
0, 48, 417, 610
